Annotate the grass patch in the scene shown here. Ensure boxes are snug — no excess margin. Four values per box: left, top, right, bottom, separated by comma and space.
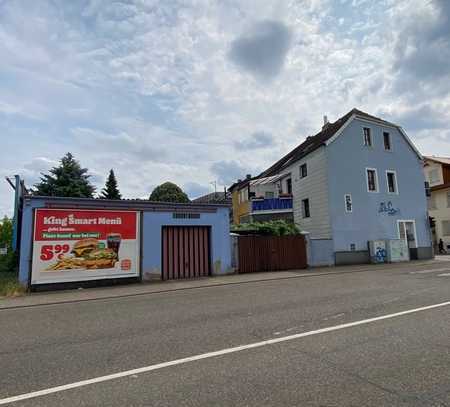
0, 273, 26, 298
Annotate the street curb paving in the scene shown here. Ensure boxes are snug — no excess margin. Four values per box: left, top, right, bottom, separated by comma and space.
0, 260, 446, 311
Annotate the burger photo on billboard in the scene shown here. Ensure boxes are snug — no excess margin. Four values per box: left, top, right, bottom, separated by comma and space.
84, 248, 119, 269
71, 238, 99, 257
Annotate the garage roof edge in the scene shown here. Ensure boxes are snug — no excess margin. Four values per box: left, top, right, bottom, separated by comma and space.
24, 195, 229, 211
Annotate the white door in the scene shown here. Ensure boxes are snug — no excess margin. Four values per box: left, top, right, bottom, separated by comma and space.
398, 220, 417, 249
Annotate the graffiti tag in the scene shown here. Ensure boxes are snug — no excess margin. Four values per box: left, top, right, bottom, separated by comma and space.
379, 201, 399, 216
375, 246, 387, 262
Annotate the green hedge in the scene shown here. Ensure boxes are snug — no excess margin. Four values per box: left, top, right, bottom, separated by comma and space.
231, 220, 300, 236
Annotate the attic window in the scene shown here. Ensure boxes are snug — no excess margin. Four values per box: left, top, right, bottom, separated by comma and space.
363, 127, 372, 147
383, 132, 391, 150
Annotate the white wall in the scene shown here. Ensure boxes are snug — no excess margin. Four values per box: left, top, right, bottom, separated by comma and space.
284, 146, 332, 238
424, 161, 443, 187
428, 187, 450, 246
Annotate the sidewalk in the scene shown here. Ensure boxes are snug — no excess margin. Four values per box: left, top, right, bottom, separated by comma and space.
1, 259, 448, 310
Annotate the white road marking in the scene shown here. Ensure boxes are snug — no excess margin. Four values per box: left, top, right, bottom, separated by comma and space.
1, 300, 450, 405
432, 256, 450, 262
409, 267, 450, 274
438, 273, 450, 277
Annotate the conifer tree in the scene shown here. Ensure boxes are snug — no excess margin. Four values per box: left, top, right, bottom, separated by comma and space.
33, 153, 95, 198
100, 169, 122, 200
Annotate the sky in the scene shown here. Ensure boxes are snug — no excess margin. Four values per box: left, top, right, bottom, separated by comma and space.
1, 0, 450, 217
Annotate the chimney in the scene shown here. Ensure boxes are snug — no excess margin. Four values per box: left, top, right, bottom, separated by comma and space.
322, 115, 329, 130
246, 174, 251, 180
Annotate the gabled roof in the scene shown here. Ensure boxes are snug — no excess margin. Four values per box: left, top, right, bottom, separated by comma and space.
192, 191, 232, 205
250, 173, 290, 186
228, 177, 254, 192
424, 156, 450, 166
258, 108, 412, 178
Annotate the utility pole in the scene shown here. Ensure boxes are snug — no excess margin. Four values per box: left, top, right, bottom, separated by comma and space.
210, 181, 217, 200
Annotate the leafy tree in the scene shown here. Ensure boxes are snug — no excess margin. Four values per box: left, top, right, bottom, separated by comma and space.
0, 216, 17, 273
149, 182, 190, 203
0, 216, 13, 248
33, 153, 95, 198
100, 169, 122, 200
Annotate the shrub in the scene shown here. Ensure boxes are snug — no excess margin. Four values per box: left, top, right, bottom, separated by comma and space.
0, 273, 25, 297
231, 220, 300, 236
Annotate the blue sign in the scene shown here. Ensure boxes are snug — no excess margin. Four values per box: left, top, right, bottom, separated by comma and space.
379, 201, 399, 216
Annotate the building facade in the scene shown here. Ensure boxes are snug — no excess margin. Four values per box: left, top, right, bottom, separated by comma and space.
229, 174, 294, 224
424, 156, 450, 251
18, 196, 232, 288
233, 109, 432, 265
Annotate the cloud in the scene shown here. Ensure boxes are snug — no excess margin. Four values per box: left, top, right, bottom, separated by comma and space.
234, 131, 275, 150
70, 127, 169, 162
228, 20, 292, 80
381, 105, 449, 133
210, 161, 256, 186
2, 0, 450, 219
183, 182, 211, 199
391, 0, 450, 93
21, 157, 58, 186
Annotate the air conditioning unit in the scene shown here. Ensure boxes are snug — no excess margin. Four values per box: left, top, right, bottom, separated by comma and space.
385, 239, 409, 262
368, 240, 387, 263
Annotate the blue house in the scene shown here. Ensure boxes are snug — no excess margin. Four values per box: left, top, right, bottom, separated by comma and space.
258, 108, 432, 265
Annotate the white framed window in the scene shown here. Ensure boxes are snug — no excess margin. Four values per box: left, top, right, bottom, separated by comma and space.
429, 169, 439, 184
302, 198, 310, 218
239, 189, 248, 203
383, 132, 392, 151
366, 168, 379, 192
344, 194, 352, 213
300, 163, 307, 178
363, 127, 372, 146
386, 170, 398, 194
428, 195, 437, 210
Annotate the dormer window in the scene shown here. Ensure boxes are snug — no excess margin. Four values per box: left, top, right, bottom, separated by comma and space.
363, 127, 372, 147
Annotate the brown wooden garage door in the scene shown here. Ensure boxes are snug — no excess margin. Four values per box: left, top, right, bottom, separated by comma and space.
162, 226, 211, 280
238, 235, 307, 273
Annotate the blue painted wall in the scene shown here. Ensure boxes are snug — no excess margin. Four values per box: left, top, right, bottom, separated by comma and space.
326, 118, 431, 252
18, 198, 231, 287
309, 239, 334, 266
18, 199, 46, 285
141, 208, 231, 277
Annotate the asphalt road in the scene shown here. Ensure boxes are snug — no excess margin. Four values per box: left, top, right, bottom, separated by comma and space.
2, 261, 450, 406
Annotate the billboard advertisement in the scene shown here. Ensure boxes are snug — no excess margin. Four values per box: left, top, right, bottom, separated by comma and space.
31, 209, 140, 284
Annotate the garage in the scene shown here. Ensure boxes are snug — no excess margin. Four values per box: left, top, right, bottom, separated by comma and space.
17, 196, 232, 289
162, 226, 211, 280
